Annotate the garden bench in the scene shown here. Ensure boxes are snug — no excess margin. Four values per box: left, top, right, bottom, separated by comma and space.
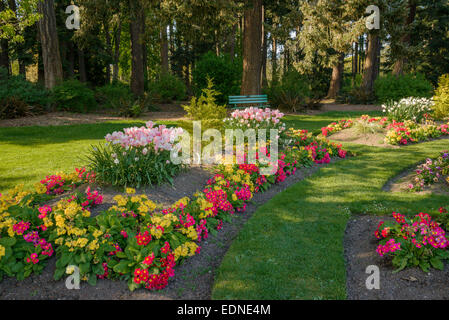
228, 95, 270, 109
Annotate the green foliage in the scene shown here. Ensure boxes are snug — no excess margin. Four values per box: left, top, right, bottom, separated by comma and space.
433, 74, 449, 119
0, 67, 49, 108
374, 73, 434, 104
51, 80, 97, 113
87, 143, 184, 188
193, 52, 242, 104
95, 83, 133, 109
183, 78, 227, 120
266, 69, 313, 112
148, 73, 186, 103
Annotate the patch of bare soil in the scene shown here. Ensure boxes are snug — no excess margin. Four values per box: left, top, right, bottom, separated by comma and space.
0, 161, 332, 300
345, 215, 449, 300
329, 127, 398, 149
320, 101, 382, 112
0, 103, 188, 128
383, 164, 449, 196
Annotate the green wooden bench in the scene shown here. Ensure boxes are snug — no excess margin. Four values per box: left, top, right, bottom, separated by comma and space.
228, 95, 269, 109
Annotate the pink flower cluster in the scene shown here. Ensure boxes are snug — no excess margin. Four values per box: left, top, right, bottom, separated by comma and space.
376, 239, 401, 256
13, 221, 31, 235
230, 107, 284, 124
40, 175, 65, 195
105, 121, 184, 152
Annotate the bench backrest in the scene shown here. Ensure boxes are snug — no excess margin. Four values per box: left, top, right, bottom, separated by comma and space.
228, 95, 268, 109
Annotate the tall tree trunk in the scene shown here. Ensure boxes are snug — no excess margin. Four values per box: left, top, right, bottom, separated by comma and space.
129, 0, 145, 96
241, 0, 263, 96
0, 1, 9, 73
78, 48, 87, 82
141, 11, 147, 83
104, 21, 112, 84
327, 53, 344, 99
271, 36, 277, 83
353, 41, 358, 78
160, 25, 169, 74
227, 23, 237, 61
0, 39, 9, 74
67, 41, 75, 78
112, 19, 121, 82
392, 1, 416, 76
37, 0, 63, 89
361, 33, 379, 95
261, 6, 267, 88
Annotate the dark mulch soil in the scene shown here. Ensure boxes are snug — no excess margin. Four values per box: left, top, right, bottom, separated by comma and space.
383, 163, 449, 196
0, 162, 329, 300
345, 215, 449, 300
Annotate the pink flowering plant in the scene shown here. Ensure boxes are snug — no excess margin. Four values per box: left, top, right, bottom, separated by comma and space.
224, 107, 286, 132
87, 121, 185, 187
375, 211, 449, 272
408, 151, 449, 192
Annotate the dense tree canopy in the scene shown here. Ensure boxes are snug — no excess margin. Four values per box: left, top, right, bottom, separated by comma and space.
0, 0, 447, 99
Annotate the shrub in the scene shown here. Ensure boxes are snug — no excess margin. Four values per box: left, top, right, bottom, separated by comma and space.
433, 74, 449, 119
382, 97, 435, 123
51, 80, 96, 113
374, 73, 434, 104
95, 83, 133, 109
266, 69, 312, 112
0, 96, 44, 120
183, 78, 227, 121
148, 73, 186, 103
193, 52, 242, 104
375, 211, 449, 272
0, 67, 49, 110
87, 121, 185, 187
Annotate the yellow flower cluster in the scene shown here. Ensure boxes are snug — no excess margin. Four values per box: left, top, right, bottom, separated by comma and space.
173, 197, 190, 208
180, 226, 198, 240
0, 244, 5, 260
173, 241, 198, 261
151, 213, 178, 229
112, 194, 157, 216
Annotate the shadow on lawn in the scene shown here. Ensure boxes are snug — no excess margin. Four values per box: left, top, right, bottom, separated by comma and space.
0, 120, 183, 146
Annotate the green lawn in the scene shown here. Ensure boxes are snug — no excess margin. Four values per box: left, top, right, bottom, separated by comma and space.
211, 126, 449, 299
2, 111, 446, 300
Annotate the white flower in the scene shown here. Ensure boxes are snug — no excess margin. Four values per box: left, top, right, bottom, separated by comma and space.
114, 159, 119, 164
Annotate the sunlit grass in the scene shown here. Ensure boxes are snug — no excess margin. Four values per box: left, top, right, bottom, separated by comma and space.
212, 138, 449, 300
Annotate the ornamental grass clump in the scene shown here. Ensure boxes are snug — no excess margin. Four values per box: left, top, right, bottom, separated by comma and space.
382, 97, 435, 123
375, 211, 449, 272
87, 121, 185, 187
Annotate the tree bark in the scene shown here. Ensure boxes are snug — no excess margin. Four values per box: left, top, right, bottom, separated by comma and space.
78, 48, 87, 82
67, 41, 75, 78
271, 36, 277, 83
161, 25, 169, 74
392, 1, 416, 76
112, 19, 121, 82
129, 0, 145, 96
37, 0, 63, 89
0, 38, 9, 74
104, 21, 112, 84
361, 33, 379, 95
261, 6, 267, 88
227, 23, 237, 61
327, 53, 344, 99
353, 41, 358, 77
241, 0, 263, 95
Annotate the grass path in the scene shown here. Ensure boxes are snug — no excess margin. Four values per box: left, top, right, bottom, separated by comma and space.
212, 139, 449, 299
2, 111, 446, 300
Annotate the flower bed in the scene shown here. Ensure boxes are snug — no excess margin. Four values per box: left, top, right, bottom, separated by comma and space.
88, 121, 185, 187
375, 208, 449, 272
320, 114, 449, 146
0, 130, 348, 291
407, 151, 449, 192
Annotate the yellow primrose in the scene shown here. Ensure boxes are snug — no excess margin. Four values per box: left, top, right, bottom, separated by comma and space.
0, 244, 5, 260
126, 188, 136, 194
